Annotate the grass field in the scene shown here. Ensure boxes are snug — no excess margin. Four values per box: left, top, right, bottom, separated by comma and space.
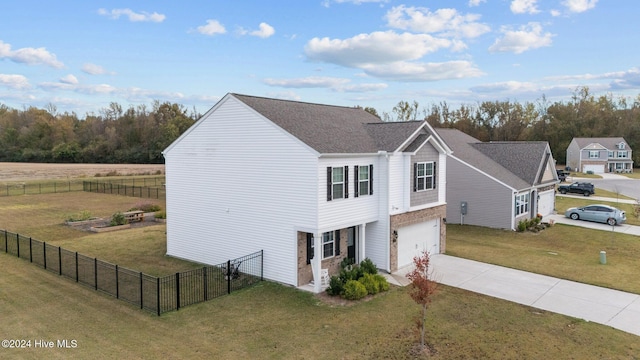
1, 168, 640, 357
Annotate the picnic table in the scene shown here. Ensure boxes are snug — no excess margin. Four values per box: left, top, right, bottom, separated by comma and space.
123, 210, 144, 222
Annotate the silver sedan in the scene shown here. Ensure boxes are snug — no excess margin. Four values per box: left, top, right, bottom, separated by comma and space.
564, 204, 627, 226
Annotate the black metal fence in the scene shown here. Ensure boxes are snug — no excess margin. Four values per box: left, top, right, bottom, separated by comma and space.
1, 229, 263, 315
0, 180, 84, 196
83, 180, 166, 200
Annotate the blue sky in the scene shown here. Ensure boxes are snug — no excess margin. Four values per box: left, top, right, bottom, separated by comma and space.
1, 0, 638, 117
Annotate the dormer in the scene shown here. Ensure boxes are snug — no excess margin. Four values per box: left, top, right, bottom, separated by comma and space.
618, 142, 626, 150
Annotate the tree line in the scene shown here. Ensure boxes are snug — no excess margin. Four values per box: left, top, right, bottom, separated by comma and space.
1, 86, 638, 165
0, 101, 197, 163
372, 87, 640, 166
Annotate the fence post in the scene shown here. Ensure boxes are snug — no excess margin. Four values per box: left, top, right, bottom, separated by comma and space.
43, 242, 47, 269
227, 260, 231, 294
75, 252, 79, 282
58, 247, 62, 275
4, 230, 7, 253
116, 265, 119, 299
29, 237, 32, 262
176, 273, 180, 310
156, 277, 161, 316
203, 267, 208, 301
261, 250, 264, 281
140, 272, 144, 309
16, 233, 19, 258
94, 258, 98, 290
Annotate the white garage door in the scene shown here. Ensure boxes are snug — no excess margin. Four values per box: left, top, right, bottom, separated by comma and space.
397, 219, 440, 269
583, 164, 604, 174
537, 190, 555, 216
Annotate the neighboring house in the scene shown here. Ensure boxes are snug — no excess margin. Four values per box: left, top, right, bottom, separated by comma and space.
566, 137, 634, 173
162, 93, 451, 293
435, 128, 559, 231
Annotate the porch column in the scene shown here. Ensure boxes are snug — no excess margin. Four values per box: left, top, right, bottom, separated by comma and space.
359, 223, 366, 263
313, 232, 322, 293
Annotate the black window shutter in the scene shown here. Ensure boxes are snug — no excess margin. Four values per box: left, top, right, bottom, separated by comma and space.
327, 167, 332, 201
413, 163, 418, 192
306, 233, 313, 264
369, 164, 374, 195
335, 230, 341, 255
354, 165, 359, 198
344, 166, 349, 198
433, 162, 437, 189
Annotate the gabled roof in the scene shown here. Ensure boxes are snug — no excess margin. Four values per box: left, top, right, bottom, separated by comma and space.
233, 93, 436, 154
572, 137, 630, 150
435, 128, 553, 190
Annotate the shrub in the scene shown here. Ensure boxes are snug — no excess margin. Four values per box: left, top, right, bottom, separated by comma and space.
129, 202, 161, 212
66, 210, 92, 222
343, 280, 367, 300
360, 258, 377, 275
359, 273, 379, 295
110, 212, 128, 226
326, 275, 344, 296
374, 274, 390, 292
154, 211, 166, 219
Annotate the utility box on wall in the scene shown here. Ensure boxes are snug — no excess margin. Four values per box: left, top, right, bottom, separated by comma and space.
460, 201, 468, 215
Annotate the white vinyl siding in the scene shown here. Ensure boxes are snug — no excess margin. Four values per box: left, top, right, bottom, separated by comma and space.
164, 96, 318, 287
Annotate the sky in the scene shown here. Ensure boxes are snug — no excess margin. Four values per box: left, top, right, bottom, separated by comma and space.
1, 0, 639, 117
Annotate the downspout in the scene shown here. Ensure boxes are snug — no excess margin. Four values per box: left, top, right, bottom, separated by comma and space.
378, 150, 391, 272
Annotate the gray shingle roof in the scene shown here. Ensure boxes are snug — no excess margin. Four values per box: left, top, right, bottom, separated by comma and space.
435, 128, 551, 189
233, 93, 425, 154
573, 137, 629, 150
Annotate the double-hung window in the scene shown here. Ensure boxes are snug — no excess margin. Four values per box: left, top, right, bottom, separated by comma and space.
321, 231, 341, 259
354, 164, 373, 197
589, 150, 599, 159
617, 151, 628, 158
326, 166, 348, 201
515, 193, 529, 216
414, 162, 436, 191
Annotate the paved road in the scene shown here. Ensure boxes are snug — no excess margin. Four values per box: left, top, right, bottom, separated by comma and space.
568, 173, 640, 200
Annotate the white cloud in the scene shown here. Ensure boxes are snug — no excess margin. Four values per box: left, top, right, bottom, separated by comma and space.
510, 0, 540, 14
98, 8, 165, 22
196, 20, 226, 36
0, 74, 30, 89
250, 23, 275, 38
322, 0, 388, 7
82, 63, 109, 75
305, 31, 451, 68
468, 0, 486, 6
0, 40, 64, 68
60, 74, 78, 85
489, 22, 553, 54
263, 76, 350, 88
470, 80, 538, 93
360, 60, 484, 82
385, 6, 490, 39
561, 0, 598, 13
263, 76, 387, 93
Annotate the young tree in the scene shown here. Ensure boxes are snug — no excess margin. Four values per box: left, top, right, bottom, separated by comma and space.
405, 251, 438, 351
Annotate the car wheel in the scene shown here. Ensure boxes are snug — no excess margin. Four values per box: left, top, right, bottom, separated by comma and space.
583, 191, 590, 196
570, 213, 579, 220
607, 218, 616, 226
559, 189, 567, 194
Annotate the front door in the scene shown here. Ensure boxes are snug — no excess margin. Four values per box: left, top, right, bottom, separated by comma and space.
347, 226, 356, 265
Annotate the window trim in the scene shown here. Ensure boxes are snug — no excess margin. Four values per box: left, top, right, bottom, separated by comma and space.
414, 161, 436, 192
327, 166, 349, 201
354, 164, 374, 197
322, 231, 335, 259
588, 150, 599, 159
515, 193, 530, 216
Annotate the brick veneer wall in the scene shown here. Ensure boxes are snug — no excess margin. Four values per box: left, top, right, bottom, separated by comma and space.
389, 204, 446, 272
296, 230, 349, 286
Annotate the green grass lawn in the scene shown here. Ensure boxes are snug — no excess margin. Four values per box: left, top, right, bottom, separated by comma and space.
2, 192, 640, 358
555, 188, 640, 226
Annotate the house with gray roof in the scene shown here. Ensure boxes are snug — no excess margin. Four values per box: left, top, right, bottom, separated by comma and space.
566, 137, 633, 173
435, 128, 559, 230
162, 93, 451, 292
